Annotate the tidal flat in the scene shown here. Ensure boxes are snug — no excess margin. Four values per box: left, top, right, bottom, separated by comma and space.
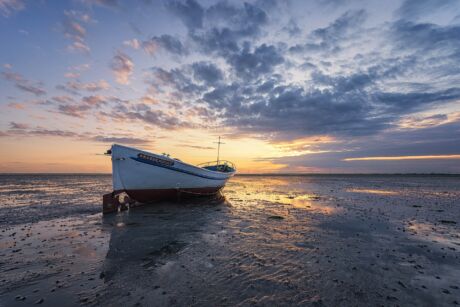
0, 174, 459, 306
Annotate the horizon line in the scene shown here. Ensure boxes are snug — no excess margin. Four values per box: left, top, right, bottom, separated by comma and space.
1, 172, 459, 176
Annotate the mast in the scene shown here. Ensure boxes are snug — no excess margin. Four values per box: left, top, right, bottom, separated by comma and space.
214, 136, 225, 165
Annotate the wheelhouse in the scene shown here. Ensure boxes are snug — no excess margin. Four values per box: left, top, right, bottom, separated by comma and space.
197, 160, 236, 173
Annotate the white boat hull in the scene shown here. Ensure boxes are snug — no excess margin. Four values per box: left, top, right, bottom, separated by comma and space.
110, 144, 235, 202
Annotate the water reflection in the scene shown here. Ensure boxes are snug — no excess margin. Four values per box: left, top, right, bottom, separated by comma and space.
0, 174, 111, 209
2, 174, 460, 306
225, 176, 339, 214
1, 174, 458, 306
406, 220, 460, 249
346, 188, 399, 195
96, 177, 345, 305
100, 198, 226, 282
0, 174, 111, 226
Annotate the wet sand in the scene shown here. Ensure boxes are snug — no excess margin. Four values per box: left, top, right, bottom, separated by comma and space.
0, 174, 459, 306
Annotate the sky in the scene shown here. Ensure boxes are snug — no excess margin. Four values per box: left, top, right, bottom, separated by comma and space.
1, 0, 460, 173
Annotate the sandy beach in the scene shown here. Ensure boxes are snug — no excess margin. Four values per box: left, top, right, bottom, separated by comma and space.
0, 174, 459, 306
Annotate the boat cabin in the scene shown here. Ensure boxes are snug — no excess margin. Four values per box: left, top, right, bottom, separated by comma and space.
198, 160, 236, 173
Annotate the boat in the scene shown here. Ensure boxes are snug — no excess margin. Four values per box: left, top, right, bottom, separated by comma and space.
102, 139, 236, 213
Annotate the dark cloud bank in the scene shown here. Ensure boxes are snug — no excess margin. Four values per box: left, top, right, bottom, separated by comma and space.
142, 0, 460, 171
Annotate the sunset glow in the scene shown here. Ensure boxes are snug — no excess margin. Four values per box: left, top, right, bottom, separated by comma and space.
1, 0, 460, 173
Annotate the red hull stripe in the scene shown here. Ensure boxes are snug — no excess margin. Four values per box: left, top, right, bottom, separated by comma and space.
121, 187, 223, 203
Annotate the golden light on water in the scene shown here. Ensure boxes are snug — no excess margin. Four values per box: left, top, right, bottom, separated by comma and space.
347, 188, 399, 195
226, 176, 340, 215
406, 221, 460, 248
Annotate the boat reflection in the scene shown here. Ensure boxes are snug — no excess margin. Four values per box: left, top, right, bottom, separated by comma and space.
101, 197, 227, 281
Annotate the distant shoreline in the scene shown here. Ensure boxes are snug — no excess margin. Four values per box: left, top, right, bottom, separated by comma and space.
0, 173, 459, 176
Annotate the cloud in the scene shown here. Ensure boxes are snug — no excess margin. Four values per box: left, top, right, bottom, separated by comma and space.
398, 113, 451, 129
64, 72, 80, 79
150, 3, 459, 143
110, 51, 134, 85
217, 86, 386, 139
311, 70, 376, 93
103, 101, 197, 130
2, 70, 46, 96
122, 1, 460, 154
396, 0, 458, 20
90, 135, 149, 145
51, 95, 76, 104
166, 0, 204, 31
126, 109, 196, 129
123, 38, 141, 49
9, 121, 29, 129
149, 66, 204, 96
312, 9, 366, 41
187, 2, 268, 57
0, 0, 24, 17
290, 10, 366, 54
191, 61, 222, 85
62, 10, 91, 53
63, 19, 86, 38
228, 43, 284, 80
198, 57, 460, 140
15, 83, 46, 96
144, 34, 187, 55
52, 95, 107, 118
7, 102, 26, 109
82, 95, 107, 105
4, 0, 460, 173
62, 63, 91, 79
264, 117, 460, 173
57, 104, 92, 118
343, 155, 460, 161
375, 88, 460, 113
140, 95, 158, 104
5, 127, 79, 138
316, 0, 353, 7
69, 63, 91, 71
68, 41, 90, 53
79, 0, 118, 8
59, 79, 110, 93
390, 20, 460, 53
1, 124, 150, 146
283, 19, 301, 37
179, 144, 214, 150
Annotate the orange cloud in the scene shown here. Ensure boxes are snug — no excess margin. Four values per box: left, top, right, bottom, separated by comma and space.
7, 102, 25, 109
111, 51, 134, 85
344, 155, 460, 161
272, 135, 337, 155
140, 95, 158, 104
123, 38, 141, 49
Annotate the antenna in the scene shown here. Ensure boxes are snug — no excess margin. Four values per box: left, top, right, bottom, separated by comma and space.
214, 136, 225, 165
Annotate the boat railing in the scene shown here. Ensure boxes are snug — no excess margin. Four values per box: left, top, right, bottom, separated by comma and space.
197, 160, 236, 171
